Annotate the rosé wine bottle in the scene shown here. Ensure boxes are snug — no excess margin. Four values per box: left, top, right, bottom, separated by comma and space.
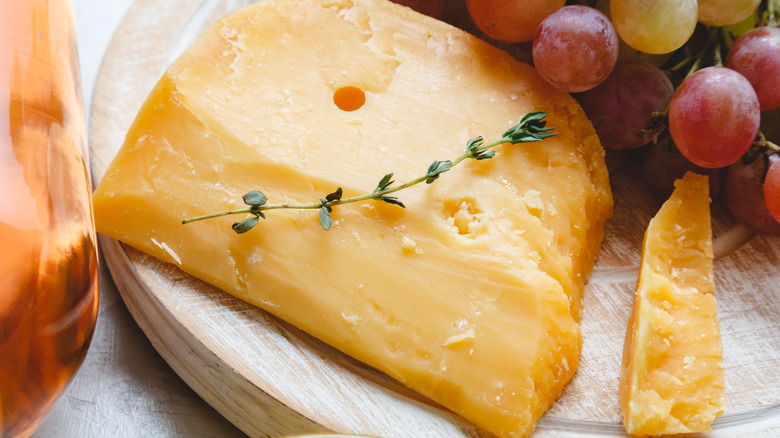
0, 0, 99, 436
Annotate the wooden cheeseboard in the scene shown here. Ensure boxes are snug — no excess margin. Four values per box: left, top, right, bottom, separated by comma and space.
90, 0, 780, 436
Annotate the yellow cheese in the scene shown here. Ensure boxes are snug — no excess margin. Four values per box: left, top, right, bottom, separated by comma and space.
619, 172, 725, 435
92, 0, 612, 436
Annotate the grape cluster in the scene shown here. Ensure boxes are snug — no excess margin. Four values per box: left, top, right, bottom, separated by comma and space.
463, 0, 780, 235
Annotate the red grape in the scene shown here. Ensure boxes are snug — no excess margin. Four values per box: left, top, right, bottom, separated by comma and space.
531, 5, 618, 93
466, 0, 565, 43
389, 0, 445, 19
668, 66, 761, 168
765, 156, 780, 223
725, 26, 780, 111
642, 137, 728, 202
578, 62, 673, 150
725, 153, 780, 235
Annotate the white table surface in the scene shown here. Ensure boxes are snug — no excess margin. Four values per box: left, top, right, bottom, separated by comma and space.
32, 1, 247, 436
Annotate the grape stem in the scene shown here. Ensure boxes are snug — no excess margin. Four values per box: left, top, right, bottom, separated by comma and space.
684, 55, 703, 80
765, 139, 779, 153
666, 27, 724, 84
666, 54, 695, 75
769, 0, 779, 26
757, 131, 780, 153
712, 33, 723, 67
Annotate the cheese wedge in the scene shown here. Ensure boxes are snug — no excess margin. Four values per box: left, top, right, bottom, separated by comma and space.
92, 0, 612, 436
620, 172, 725, 435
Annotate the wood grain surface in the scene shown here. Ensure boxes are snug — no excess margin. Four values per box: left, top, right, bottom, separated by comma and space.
91, 0, 780, 436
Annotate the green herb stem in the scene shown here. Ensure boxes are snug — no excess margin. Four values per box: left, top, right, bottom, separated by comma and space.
182, 112, 557, 232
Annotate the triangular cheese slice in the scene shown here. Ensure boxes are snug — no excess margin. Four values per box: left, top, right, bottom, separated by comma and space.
620, 171, 726, 435
92, 0, 613, 436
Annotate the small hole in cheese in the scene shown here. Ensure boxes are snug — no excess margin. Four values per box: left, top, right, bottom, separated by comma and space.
333, 85, 365, 111
442, 198, 485, 236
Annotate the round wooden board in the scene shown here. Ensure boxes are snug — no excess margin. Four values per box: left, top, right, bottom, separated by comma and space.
90, 0, 780, 436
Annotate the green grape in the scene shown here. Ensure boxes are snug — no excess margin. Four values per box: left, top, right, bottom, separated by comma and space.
594, 0, 672, 66
611, 0, 697, 54
698, 0, 760, 26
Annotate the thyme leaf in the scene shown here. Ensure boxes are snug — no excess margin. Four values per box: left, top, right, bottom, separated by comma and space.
319, 206, 333, 230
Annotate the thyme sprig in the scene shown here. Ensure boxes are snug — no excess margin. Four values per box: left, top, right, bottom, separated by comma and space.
182, 111, 556, 232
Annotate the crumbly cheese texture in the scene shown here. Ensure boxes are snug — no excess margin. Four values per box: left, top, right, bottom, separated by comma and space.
620, 172, 725, 436
93, 0, 612, 436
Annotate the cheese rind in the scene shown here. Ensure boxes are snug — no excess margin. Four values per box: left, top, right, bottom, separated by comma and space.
93, 1, 612, 436
620, 172, 725, 435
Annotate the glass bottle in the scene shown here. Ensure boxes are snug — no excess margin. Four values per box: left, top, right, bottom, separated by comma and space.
0, 0, 99, 436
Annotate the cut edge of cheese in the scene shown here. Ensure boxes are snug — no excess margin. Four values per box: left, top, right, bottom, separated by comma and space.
92, 1, 613, 437
619, 171, 726, 436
